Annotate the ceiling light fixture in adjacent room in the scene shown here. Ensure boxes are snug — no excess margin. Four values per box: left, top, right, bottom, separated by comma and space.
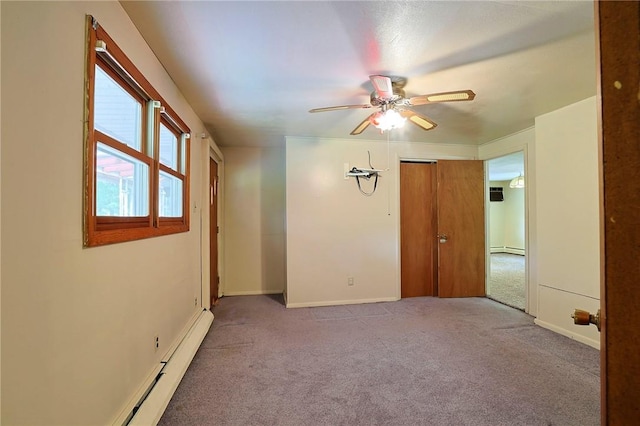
510, 174, 525, 188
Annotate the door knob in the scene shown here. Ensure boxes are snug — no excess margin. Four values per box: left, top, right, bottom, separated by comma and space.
571, 308, 601, 332
437, 234, 448, 243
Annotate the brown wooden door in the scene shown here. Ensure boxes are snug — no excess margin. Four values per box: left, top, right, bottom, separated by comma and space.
209, 158, 219, 307
436, 160, 485, 298
400, 162, 438, 297
597, 1, 640, 423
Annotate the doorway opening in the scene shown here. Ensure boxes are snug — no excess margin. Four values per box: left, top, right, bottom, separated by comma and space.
486, 152, 526, 311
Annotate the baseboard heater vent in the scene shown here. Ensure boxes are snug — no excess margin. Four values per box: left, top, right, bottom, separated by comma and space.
126, 309, 214, 426
124, 366, 167, 425
505, 247, 525, 254
491, 246, 525, 255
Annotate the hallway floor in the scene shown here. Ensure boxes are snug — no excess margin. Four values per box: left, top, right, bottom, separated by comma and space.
488, 253, 525, 310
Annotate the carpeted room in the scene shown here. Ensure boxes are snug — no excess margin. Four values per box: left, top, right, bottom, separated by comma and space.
159, 295, 599, 425
4, 1, 618, 425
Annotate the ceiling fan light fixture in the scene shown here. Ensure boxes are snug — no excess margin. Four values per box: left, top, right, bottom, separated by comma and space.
370, 109, 406, 131
309, 75, 475, 135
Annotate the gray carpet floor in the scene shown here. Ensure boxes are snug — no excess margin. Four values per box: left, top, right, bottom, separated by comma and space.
488, 253, 526, 310
159, 295, 600, 426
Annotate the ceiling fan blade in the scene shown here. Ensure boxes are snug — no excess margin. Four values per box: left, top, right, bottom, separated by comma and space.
408, 90, 476, 106
309, 104, 372, 113
350, 114, 374, 135
370, 75, 394, 99
399, 109, 438, 131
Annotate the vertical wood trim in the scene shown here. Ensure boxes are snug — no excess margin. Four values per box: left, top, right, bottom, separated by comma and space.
597, 1, 640, 423
84, 16, 97, 247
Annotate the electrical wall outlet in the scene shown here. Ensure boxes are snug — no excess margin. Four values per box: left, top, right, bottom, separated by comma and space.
348, 277, 354, 286
154, 335, 159, 351
194, 297, 198, 306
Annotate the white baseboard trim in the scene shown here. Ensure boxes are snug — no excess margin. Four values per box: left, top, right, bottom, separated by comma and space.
128, 310, 214, 426
534, 318, 600, 350
223, 290, 283, 296
286, 296, 399, 309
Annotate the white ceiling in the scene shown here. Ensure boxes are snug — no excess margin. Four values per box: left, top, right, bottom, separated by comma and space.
487, 151, 524, 181
120, 1, 596, 149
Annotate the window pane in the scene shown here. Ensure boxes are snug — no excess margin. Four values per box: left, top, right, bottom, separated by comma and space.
159, 171, 183, 217
94, 66, 143, 151
96, 143, 149, 216
159, 123, 178, 170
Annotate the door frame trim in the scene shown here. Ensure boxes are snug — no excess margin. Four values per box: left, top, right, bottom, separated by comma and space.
481, 143, 531, 313
200, 138, 224, 310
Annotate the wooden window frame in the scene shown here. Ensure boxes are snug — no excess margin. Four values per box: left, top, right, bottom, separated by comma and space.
84, 16, 190, 247
157, 117, 189, 226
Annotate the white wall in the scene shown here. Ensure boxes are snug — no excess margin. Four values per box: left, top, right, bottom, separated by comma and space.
534, 96, 600, 348
286, 136, 477, 307
1, 2, 215, 424
489, 180, 525, 252
503, 184, 525, 251
222, 147, 285, 296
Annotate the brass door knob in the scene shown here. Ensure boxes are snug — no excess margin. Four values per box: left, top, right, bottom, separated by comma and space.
571, 308, 601, 332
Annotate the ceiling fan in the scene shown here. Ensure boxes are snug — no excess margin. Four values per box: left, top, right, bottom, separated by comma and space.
309, 75, 475, 135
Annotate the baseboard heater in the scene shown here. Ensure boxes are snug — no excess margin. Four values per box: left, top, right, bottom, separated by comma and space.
490, 246, 525, 255
125, 309, 214, 426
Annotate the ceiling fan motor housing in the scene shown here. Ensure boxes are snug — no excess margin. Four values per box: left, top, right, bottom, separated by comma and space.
370, 85, 406, 106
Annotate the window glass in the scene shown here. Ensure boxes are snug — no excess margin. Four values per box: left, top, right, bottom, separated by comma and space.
159, 123, 178, 170
96, 142, 149, 216
159, 171, 183, 217
94, 66, 143, 151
